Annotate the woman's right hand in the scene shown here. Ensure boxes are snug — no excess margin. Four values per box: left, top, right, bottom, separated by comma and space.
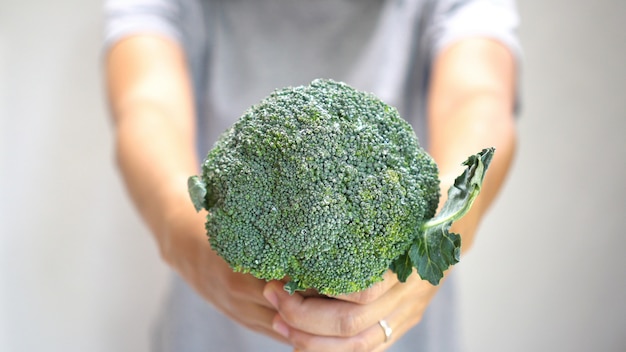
159, 202, 289, 344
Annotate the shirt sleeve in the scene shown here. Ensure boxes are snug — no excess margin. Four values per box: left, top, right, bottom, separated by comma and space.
430, 0, 522, 61
103, 0, 183, 51
428, 0, 523, 113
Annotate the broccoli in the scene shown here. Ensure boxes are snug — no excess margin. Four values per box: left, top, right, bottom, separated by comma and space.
189, 79, 493, 295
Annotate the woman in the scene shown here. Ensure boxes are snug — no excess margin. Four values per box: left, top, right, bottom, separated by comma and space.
103, 0, 520, 350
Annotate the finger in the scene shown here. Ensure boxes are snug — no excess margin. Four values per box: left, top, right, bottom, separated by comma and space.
226, 272, 277, 308
216, 297, 289, 345
241, 303, 291, 344
276, 313, 393, 352
333, 270, 400, 304
264, 280, 399, 337
195, 244, 276, 309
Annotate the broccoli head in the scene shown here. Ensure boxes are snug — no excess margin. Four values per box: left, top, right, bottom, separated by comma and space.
189, 79, 493, 295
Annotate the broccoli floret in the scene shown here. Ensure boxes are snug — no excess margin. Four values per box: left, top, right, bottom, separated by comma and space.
189, 79, 493, 295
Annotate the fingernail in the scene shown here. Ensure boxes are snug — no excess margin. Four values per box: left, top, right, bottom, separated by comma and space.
264, 287, 279, 309
272, 318, 289, 338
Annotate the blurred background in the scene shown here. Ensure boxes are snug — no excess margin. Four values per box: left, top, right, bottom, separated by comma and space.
1, 0, 624, 351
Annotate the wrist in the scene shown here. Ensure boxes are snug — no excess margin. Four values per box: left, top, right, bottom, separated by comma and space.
152, 178, 206, 266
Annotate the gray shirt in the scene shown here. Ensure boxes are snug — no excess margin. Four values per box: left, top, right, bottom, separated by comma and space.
104, 1, 520, 351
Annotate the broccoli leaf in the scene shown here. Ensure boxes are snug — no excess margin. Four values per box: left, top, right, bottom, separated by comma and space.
390, 252, 414, 283
284, 280, 306, 294
188, 176, 207, 212
412, 147, 495, 285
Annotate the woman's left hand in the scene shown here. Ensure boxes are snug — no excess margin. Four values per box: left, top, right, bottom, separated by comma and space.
263, 270, 442, 352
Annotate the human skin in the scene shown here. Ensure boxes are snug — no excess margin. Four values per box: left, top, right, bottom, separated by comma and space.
106, 35, 288, 343
105, 33, 516, 351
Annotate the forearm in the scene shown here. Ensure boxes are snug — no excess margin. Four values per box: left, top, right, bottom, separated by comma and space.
105, 35, 201, 251
113, 106, 199, 235
428, 38, 517, 251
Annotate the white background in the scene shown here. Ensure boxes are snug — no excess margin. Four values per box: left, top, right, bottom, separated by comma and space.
1, 0, 625, 351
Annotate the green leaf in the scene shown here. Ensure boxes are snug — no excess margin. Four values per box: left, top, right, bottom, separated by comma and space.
412, 147, 495, 285
390, 252, 414, 283
188, 176, 207, 212
283, 280, 305, 295
409, 231, 461, 285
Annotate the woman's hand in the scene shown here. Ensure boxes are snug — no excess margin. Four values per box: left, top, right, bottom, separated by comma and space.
161, 203, 289, 344
263, 270, 441, 352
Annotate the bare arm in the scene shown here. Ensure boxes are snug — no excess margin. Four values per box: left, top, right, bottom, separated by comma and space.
106, 35, 198, 249
428, 37, 517, 251
105, 34, 286, 342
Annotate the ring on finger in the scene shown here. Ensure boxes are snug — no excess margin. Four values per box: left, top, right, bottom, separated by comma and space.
378, 319, 392, 343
